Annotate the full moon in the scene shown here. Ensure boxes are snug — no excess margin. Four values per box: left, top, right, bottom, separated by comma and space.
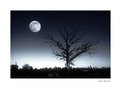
29, 20, 41, 32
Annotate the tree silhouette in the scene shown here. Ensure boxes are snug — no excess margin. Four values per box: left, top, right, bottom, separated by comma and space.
22, 64, 33, 70
11, 64, 18, 71
46, 27, 96, 69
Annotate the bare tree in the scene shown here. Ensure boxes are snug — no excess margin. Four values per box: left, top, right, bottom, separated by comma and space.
46, 27, 96, 69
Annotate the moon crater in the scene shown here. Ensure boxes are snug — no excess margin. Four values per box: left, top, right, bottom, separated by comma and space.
29, 20, 41, 32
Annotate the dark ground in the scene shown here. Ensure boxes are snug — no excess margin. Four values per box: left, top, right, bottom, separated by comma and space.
11, 64, 110, 78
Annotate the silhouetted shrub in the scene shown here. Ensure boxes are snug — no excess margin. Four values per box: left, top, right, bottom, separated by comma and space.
22, 64, 33, 70
11, 64, 19, 78
11, 64, 18, 70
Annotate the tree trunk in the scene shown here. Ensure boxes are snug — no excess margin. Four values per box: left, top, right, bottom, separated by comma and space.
67, 62, 70, 69
65, 57, 70, 69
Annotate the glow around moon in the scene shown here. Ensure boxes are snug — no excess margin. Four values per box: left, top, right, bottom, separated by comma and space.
29, 20, 41, 32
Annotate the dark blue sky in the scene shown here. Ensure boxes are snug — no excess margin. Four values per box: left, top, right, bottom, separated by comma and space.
11, 11, 110, 68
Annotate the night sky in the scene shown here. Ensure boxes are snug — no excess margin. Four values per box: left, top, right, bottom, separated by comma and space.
11, 11, 110, 68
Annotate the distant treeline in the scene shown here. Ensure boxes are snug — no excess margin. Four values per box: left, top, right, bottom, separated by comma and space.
11, 64, 110, 78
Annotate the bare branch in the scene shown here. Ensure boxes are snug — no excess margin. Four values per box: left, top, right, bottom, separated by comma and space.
46, 36, 66, 52
70, 42, 96, 61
